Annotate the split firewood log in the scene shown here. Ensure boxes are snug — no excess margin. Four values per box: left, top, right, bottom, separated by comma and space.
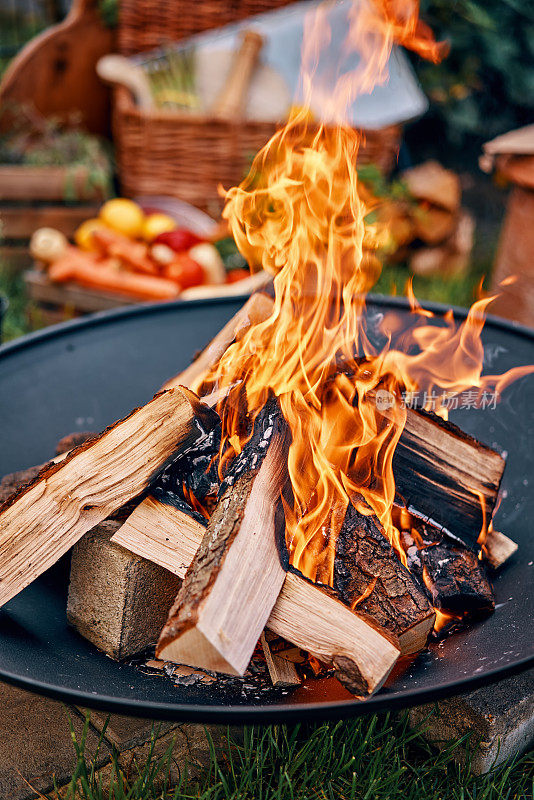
0, 387, 219, 608
112, 496, 401, 695
156, 399, 291, 676
402, 161, 461, 214
398, 513, 495, 617
390, 407, 505, 551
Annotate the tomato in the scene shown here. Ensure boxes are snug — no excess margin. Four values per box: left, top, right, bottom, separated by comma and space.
165, 254, 205, 289
154, 228, 204, 252
226, 268, 250, 284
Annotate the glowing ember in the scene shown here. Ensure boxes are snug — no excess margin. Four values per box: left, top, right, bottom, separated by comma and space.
191, 0, 533, 625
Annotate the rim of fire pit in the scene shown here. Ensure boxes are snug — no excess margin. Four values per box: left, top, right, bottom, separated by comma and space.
0, 292, 532, 724
1, 292, 533, 361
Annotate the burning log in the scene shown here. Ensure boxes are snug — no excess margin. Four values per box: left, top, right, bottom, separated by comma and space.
334, 502, 435, 654
398, 512, 495, 618
484, 529, 518, 570
0, 387, 219, 608
419, 543, 494, 617
392, 407, 505, 550
113, 492, 430, 655
112, 496, 400, 695
156, 401, 290, 675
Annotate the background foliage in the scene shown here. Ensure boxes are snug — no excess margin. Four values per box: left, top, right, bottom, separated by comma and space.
416, 0, 534, 144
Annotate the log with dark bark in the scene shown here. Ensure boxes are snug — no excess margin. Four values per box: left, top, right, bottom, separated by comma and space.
156, 400, 290, 675
113, 493, 400, 695
420, 543, 495, 616
398, 512, 495, 617
392, 407, 506, 550
0, 387, 219, 608
334, 501, 435, 654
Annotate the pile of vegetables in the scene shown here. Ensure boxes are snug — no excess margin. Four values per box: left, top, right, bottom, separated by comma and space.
30, 199, 251, 302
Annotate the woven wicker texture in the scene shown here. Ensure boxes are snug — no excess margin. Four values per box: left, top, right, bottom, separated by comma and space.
115, 1, 401, 211
119, 0, 296, 56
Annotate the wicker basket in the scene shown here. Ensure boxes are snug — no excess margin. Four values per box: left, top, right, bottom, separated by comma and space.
119, 0, 296, 56
115, 0, 402, 211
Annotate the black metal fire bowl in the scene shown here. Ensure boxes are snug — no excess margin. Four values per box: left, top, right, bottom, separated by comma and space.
0, 295, 532, 723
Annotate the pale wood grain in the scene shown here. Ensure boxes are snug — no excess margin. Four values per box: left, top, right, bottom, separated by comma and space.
112, 497, 400, 694
260, 632, 301, 687
484, 529, 518, 570
0, 387, 217, 608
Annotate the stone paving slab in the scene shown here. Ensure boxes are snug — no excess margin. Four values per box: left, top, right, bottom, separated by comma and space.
409, 669, 534, 774
78, 708, 179, 752
0, 683, 111, 800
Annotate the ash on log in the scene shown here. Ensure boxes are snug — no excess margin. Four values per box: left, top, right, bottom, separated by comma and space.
334, 501, 435, 654
0, 387, 219, 608
113, 494, 400, 696
391, 407, 506, 550
420, 543, 494, 616
398, 513, 495, 617
156, 400, 290, 675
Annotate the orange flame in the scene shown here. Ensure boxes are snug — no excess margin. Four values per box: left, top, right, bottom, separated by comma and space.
192, 1, 532, 589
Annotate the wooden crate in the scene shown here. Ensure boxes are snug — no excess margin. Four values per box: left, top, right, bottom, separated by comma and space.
0, 165, 108, 273
25, 270, 136, 326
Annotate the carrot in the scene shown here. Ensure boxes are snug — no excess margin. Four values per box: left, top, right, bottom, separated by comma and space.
91, 229, 159, 275
48, 247, 102, 282
60, 262, 180, 301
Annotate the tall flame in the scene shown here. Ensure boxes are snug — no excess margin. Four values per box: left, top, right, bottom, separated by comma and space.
193, 0, 532, 585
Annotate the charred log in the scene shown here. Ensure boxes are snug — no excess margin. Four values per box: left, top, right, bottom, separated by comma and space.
420, 543, 495, 616
392, 407, 505, 550
114, 491, 400, 695
334, 501, 435, 654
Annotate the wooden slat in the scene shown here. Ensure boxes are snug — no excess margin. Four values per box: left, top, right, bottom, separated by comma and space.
0, 205, 100, 239
25, 270, 136, 312
260, 632, 301, 688
0, 166, 106, 202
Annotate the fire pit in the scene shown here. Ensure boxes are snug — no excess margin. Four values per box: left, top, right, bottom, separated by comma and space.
0, 295, 532, 722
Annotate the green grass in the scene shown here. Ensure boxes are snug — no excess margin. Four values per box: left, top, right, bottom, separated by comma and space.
0, 264, 32, 341
52, 710, 533, 800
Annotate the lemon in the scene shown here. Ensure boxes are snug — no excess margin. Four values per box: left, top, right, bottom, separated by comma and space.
142, 213, 176, 242
75, 219, 110, 251
99, 199, 145, 238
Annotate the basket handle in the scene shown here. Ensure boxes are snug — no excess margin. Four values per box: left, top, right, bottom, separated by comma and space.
211, 30, 264, 121
97, 55, 154, 110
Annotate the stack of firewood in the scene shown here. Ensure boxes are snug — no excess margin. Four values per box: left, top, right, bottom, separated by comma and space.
0, 291, 519, 699
377, 160, 475, 278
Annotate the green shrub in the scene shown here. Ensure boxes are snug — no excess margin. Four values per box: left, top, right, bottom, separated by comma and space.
416, 0, 534, 142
